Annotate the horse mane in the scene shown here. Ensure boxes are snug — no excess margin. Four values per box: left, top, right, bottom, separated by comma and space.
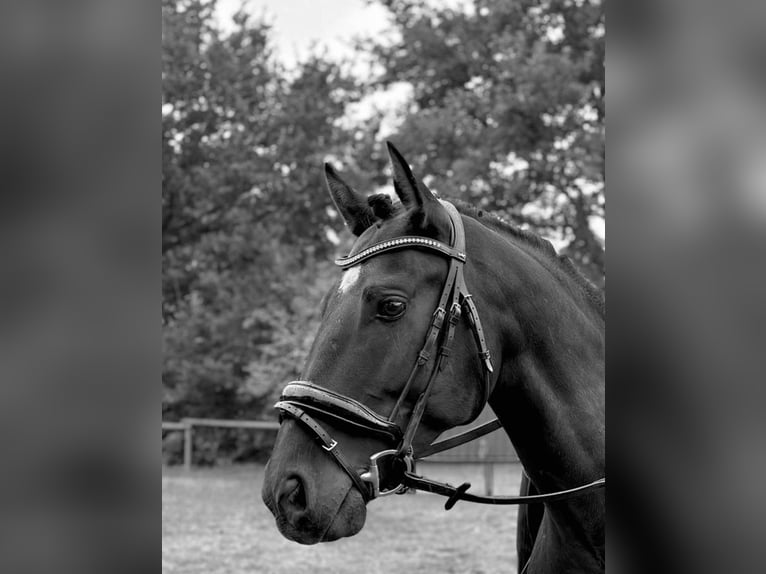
450, 199, 605, 318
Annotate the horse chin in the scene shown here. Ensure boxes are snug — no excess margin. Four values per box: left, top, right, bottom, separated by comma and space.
274, 485, 367, 545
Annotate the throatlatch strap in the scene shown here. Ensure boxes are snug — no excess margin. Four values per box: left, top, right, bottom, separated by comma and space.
416, 419, 504, 459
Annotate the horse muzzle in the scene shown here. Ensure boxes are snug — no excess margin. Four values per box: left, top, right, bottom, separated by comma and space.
262, 452, 368, 544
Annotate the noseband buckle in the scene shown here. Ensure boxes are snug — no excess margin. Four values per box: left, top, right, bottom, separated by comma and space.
360, 449, 413, 498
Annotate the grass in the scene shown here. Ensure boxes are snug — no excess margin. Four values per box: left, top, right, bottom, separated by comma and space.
163, 462, 524, 574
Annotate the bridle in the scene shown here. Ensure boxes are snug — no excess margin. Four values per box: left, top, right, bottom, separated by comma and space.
275, 200, 605, 509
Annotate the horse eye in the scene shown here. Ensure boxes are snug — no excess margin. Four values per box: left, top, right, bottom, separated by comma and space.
377, 299, 406, 320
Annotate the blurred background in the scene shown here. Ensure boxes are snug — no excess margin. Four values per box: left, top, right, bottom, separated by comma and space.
161, 0, 605, 465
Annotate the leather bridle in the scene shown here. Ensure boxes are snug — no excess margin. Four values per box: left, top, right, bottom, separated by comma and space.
275, 200, 605, 509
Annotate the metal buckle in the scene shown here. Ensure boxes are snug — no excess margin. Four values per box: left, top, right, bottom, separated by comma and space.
431, 307, 446, 328
449, 301, 462, 322
322, 439, 338, 452
360, 449, 413, 498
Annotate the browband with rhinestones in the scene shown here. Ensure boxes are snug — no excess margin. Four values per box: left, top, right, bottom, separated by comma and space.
335, 236, 466, 269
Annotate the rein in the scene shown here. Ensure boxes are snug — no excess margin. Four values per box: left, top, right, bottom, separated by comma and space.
275, 200, 605, 509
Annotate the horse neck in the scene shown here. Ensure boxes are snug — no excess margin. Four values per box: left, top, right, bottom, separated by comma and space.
467, 220, 605, 493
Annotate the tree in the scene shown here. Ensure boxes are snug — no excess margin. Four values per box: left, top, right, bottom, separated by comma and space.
162, 1, 363, 450
361, 0, 605, 284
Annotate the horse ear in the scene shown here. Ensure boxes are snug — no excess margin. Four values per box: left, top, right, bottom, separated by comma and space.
386, 141, 439, 209
324, 163, 375, 236
386, 141, 450, 237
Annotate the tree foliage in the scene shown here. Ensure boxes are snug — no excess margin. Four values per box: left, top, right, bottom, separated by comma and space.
162, 1, 360, 438
361, 0, 605, 283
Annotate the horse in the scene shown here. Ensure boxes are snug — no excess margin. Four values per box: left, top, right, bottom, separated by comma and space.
262, 143, 605, 573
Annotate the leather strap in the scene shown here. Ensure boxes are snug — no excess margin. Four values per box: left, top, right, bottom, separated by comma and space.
397, 260, 462, 456
279, 382, 402, 443
277, 402, 374, 502
460, 293, 494, 374
402, 472, 606, 510
415, 418, 504, 459
388, 303, 447, 423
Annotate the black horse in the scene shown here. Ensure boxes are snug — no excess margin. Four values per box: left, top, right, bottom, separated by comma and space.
262, 143, 604, 573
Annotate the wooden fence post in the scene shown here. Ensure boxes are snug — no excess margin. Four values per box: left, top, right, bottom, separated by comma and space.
479, 437, 494, 495
183, 420, 192, 471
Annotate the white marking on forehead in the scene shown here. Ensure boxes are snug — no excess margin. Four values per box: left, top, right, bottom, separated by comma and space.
338, 266, 362, 294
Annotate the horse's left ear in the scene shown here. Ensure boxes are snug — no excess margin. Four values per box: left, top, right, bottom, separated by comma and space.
386, 141, 450, 236
386, 141, 439, 209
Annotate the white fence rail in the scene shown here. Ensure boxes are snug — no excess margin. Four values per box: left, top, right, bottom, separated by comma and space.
162, 416, 517, 495
162, 418, 280, 471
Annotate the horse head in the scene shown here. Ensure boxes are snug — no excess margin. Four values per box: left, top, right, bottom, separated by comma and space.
261, 143, 498, 544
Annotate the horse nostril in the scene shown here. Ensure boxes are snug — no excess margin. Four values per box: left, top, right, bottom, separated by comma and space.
278, 476, 307, 514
